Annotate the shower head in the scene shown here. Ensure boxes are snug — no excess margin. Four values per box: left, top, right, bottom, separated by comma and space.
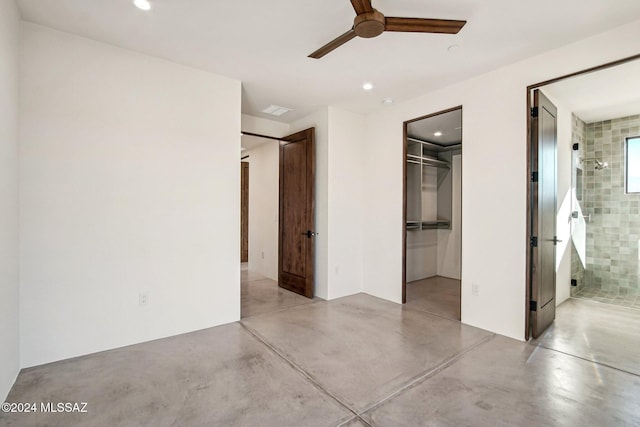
594, 160, 608, 170
580, 157, 608, 170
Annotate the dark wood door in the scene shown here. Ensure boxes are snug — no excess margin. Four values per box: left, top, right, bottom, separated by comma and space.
279, 128, 315, 298
240, 161, 249, 263
530, 90, 558, 338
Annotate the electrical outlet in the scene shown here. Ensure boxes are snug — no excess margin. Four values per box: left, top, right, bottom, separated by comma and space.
471, 284, 480, 297
139, 293, 148, 306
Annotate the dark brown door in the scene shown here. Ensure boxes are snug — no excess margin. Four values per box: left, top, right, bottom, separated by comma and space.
530, 90, 558, 338
240, 161, 249, 263
279, 128, 315, 298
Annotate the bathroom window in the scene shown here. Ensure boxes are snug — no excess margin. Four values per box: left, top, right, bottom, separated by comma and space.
626, 136, 640, 193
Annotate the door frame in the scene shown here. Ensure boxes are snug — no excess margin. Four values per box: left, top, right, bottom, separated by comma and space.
524, 53, 640, 340
240, 161, 249, 263
238, 128, 316, 305
402, 105, 463, 309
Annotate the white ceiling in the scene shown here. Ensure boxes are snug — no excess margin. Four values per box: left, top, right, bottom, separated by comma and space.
407, 108, 461, 145
542, 58, 640, 123
16, 0, 640, 123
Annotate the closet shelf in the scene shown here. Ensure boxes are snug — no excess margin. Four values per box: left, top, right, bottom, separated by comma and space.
406, 154, 450, 169
422, 220, 451, 230
406, 220, 451, 230
406, 221, 421, 230
407, 137, 462, 153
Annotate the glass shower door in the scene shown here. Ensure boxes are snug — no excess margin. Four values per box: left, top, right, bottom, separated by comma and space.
570, 142, 587, 296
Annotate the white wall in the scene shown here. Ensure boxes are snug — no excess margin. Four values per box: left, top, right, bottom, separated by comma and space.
288, 107, 366, 300
437, 154, 462, 280
289, 109, 330, 299
406, 230, 438, 282
326, 107, 365, 299
362, 20, 640, 341
0, 0, 20, 400
406, 153, 462, 283
406, 165, 439, 282
244, 142, 280, 280
241, 115, 289, 281
20, 24, 241, 367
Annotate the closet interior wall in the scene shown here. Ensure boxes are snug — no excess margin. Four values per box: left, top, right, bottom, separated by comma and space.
406, 138, 462, 282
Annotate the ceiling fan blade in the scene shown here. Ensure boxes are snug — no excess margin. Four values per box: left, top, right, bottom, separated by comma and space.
308, 29, 357, 59
385, 17, 466, 34
350, 0, 373, 15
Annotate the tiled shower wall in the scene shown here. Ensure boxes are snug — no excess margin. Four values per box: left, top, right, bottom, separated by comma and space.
580, 114, 640, 297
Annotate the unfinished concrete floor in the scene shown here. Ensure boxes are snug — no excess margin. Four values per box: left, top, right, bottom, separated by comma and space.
3, 295, 640, 426
533, 297, 640, 375
241, 266, 314, 318
406, 276, 461, 321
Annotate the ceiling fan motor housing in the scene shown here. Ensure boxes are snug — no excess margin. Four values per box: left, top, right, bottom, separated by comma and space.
354, 9, 385, 38
307, 0, 467, 59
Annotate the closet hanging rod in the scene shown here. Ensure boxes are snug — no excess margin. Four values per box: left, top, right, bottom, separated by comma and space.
422, 157, 450, 169
406, 154, 450, 168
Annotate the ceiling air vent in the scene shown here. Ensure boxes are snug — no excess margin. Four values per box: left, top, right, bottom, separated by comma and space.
261, 105, 292, 116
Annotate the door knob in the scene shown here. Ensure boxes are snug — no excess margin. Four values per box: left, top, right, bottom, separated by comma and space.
547, 236, 563, 245
302, 230, 317, 238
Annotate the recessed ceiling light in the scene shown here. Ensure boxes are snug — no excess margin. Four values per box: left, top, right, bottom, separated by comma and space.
261, 104, 292, 116
133, 0, 151, 11
382, 99, 393, 105
362, 82, 374, 91
434, 131, 443, 137
448, 44, 459, 52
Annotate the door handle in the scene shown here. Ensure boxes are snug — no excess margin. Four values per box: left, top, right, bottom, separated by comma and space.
302, 230, 317, 238
547, 236, 563, 244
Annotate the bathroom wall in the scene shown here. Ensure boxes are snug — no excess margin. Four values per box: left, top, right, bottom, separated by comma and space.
582, 114, 640, 299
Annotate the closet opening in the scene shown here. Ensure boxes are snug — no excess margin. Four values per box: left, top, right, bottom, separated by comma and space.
402, 107, 463, 321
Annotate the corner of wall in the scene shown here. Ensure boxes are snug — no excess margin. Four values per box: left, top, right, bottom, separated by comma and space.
326, 107, 366, 299
0, 0, 22, 401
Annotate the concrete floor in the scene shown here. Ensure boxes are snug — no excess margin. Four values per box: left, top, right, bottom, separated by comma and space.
405, 276, 461, 321
3, 295, 640, 426
533, 297, 640, 375
241, 266, 314, 318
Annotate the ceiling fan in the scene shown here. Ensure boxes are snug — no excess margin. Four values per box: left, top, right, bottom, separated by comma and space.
309, 0, 466, 59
